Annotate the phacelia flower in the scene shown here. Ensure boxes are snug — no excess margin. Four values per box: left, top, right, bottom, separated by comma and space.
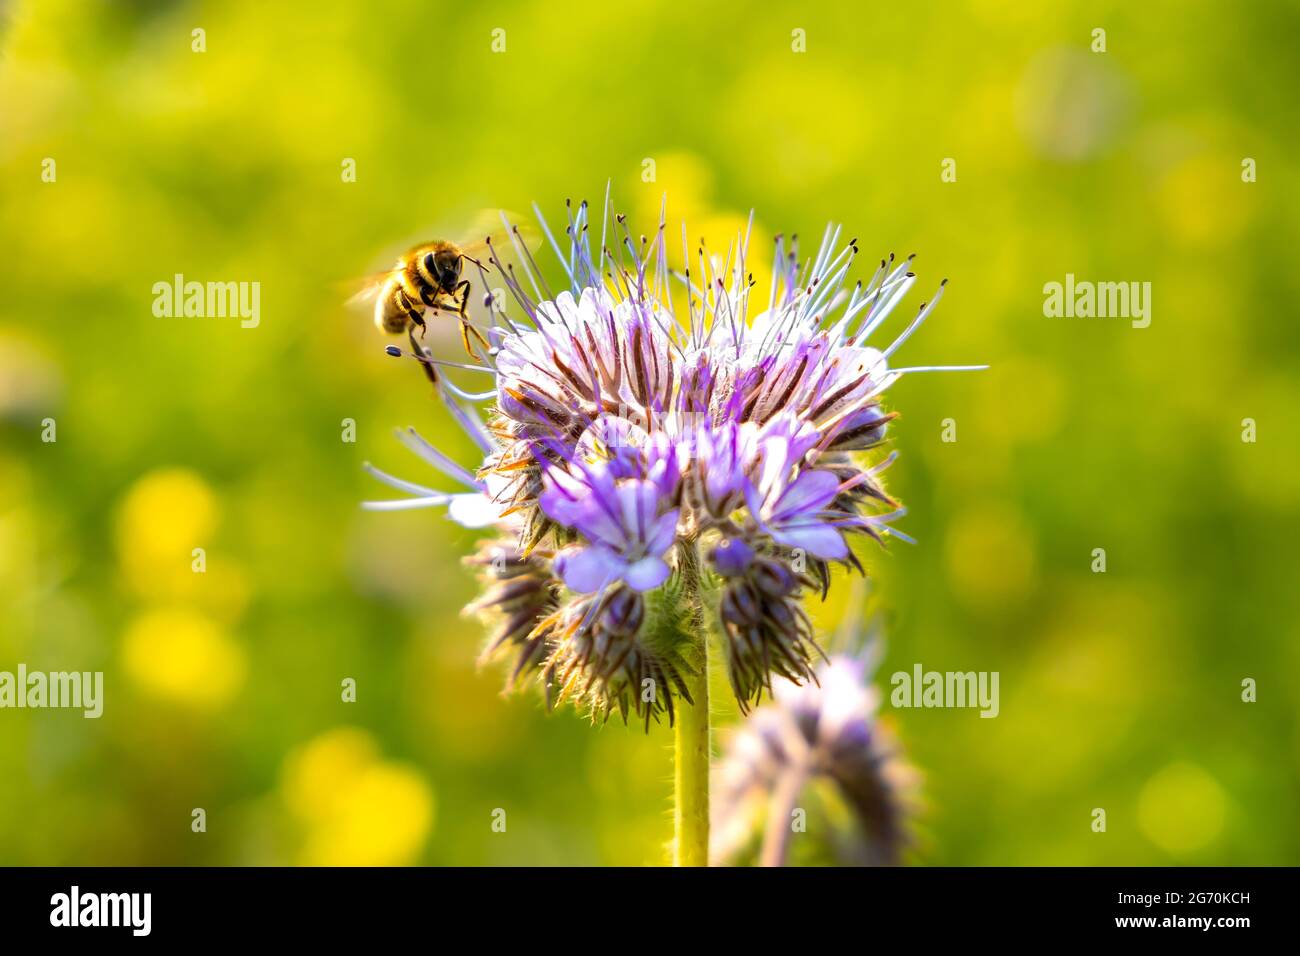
365, 198, 982, 723
710, 640, 921, 866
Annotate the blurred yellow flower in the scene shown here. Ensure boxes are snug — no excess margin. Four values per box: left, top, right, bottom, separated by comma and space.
632, 152, 715, 226
120, 606, 246, 709
1158, 152, 1255, 247
281, 727, 380, 823
1138, 761, 1227, 856
281, 727, 435, 866
116, 468, 217, 592
631, 151, 772, 287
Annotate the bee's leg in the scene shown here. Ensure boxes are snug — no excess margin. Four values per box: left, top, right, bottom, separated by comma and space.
460, 319, 490, 352
458, 320, 491, 357
449, 279, 490, 357
408, 324, 439, 387
396, 287, 428, 338
452, 280, 472, 317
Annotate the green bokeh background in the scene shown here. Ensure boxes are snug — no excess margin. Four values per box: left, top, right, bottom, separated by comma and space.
1, 0, 1297, 865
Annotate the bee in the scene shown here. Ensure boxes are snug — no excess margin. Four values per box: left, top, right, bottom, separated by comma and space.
350, 214, 538, 390
363, 238, 492, 357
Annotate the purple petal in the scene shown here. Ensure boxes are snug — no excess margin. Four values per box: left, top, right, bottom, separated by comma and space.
770, 522, 849, 561
623, 556, 671, 591
540, 467, 626, 547
537, 466, 587, 523
613, 480, 661, 548
771, 470, 840, 521
710, 537, 755, 577
554, 545, 625, 593
742, 476, 771, 533
646, 509, 681, 556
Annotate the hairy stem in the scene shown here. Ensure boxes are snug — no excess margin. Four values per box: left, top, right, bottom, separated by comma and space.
673, 539, 710, 867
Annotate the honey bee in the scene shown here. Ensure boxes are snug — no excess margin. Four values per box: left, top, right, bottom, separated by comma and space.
349, 214, 538, 390
361, 238, 491, 357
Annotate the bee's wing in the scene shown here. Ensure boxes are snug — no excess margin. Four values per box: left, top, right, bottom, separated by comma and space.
341, 266, 401, 311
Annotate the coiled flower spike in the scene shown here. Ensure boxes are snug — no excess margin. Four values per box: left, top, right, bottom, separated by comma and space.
711, 637, 921, 866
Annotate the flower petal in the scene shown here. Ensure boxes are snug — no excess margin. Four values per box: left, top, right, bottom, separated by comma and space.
646, 509, 681, 556
446, 493, 503, 529
770, 522, 849, 561
554, 545, 625, 594
771, 469, 840, 521
623, 555, 671, 591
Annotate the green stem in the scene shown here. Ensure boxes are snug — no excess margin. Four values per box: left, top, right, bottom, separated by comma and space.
673, 539, 710, 867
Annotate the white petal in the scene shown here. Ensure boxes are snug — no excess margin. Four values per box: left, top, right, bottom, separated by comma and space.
447, 493, 503, 529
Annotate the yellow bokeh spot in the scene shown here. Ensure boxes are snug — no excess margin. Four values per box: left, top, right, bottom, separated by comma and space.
1138, 761, 1226, 856
121, 607, 245, 709
301, 765, 434, 867
1158, 153, 1254, 247
281, 727, 435, 866
281, 727, 381, 823
633, 151, 716, 227
944, 503, 1038, 612
630, 151, 773, 292
116, 468, 218, 594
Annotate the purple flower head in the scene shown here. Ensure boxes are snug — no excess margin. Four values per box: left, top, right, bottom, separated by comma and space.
362, 198, 982, 721
712, 638, 921, 866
